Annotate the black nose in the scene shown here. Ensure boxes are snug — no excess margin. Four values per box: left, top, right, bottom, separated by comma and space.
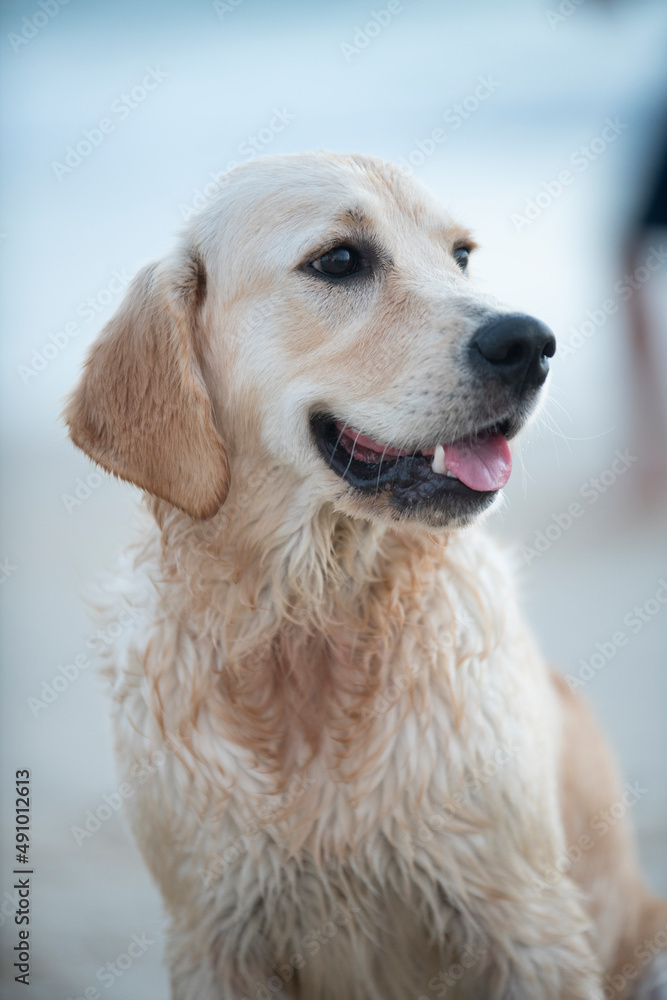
469, 313, 556, 392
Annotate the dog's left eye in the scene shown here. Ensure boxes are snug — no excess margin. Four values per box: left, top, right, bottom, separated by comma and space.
453, 246, 471, 271
312, 246, 362, 277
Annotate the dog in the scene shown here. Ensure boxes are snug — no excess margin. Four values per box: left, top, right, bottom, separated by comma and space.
65, 152, 667, 999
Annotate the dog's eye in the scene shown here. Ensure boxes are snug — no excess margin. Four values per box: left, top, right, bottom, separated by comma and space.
312, 246, 362, 277
453, 246, 471, 271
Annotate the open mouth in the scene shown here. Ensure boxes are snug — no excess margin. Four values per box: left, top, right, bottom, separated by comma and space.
311, 413, 514, 520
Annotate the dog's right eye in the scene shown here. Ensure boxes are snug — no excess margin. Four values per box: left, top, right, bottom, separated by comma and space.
311, 246, 362, 277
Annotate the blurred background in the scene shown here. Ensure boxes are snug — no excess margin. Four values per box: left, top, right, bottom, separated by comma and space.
1, 0, 666, 996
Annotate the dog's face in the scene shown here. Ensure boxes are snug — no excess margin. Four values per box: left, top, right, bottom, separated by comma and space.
66, 152, 555, 530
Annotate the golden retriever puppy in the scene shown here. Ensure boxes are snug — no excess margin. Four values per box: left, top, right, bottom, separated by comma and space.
65, 152, 666, 999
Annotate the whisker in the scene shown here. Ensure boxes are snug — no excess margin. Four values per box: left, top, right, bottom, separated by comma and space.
537, 409, 573, 457
539, 407, 614, 444
548, 424, 616, 443
329, 421, 349, 468
544, 395, 574, 423
375, 444, 390, 495
342, 428, 363, 480
407, 441, 423, 474
513, 437, 535, 498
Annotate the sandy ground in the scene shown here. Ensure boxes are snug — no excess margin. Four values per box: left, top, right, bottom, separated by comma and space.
1, 1, 666, 996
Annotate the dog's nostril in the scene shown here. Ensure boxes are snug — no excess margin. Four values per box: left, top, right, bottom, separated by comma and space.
541, 335, 556, 359
470, 313, 556, 391
494, 341, 528, 366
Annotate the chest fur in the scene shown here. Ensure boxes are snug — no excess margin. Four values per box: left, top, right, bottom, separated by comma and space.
105, 525, 562, 996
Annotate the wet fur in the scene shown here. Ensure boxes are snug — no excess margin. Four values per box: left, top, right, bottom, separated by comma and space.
66, 152, 666, 999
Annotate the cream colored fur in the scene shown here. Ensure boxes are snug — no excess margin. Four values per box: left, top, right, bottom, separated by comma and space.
66, 152, 666, 1000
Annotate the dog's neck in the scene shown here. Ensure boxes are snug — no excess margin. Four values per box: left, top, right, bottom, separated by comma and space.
150, 489, 448, 647
144, 488, 493, 785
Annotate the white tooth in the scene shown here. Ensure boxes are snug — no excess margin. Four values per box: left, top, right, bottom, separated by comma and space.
432, 444, 447, 475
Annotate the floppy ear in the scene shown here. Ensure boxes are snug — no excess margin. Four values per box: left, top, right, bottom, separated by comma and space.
64, 248, 229, 520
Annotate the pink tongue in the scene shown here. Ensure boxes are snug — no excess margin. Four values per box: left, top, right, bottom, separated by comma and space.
443, 434, 512, 491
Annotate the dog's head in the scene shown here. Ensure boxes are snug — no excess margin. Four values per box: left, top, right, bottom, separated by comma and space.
65, 152, 555, 530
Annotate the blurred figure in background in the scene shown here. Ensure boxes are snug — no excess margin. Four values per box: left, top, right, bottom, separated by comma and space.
624, 113, 667, 501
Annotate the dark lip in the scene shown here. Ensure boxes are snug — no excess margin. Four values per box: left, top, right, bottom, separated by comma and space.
310, 413, 517, 518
